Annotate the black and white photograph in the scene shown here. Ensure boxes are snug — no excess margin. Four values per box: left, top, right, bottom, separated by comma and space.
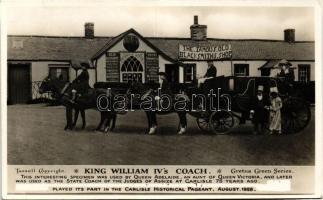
2, 0, 322, 198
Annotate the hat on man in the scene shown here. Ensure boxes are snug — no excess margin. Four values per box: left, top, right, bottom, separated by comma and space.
278, 59, 292, 67
257, 85, 264, 92
270, 87, 279, 93
71, 59, 93, 69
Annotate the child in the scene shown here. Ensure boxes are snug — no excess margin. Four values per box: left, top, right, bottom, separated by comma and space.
267, 87, 283, 134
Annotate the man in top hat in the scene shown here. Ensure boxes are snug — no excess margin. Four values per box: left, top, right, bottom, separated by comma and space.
157, 72, 172, 95
149, 72, 187, 135
198, 60, 217, 87
146, 72, 172, 135
266, 86, 283, 134
277, 60, 295, 92
250, 85, 269, 134
71, 63, 90, 102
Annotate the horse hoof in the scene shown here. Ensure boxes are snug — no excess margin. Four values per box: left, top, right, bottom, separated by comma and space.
177, 128, 186, 135
104, 127, 110, 133
148, 127, 157, 135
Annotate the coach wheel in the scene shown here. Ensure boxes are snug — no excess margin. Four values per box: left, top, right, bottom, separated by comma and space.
209, 111, 234, 134
196, 117, 210, 132
281, 97, 311, 134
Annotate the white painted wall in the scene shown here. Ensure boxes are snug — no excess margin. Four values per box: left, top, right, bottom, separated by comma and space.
31, 61, 70, 82
96, 55, 107, 82
31, 61, 97, 99
95, 35, 171, 84
270, 61, 315, 81
158, 55, 172, 83
88, 69, 96, 87
31, 61, 70, 99
93, 32, 316, 84
182, 60, 266, 80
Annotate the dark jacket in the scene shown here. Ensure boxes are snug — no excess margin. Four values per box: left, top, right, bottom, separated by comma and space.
204, 65, 217, 78
73, 69, 90, 95
160, 79, 172, 95
251, 94, 270, 124
74, 69, 89, 83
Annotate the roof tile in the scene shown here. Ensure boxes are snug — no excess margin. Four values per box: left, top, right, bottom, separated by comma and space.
8, 34, 314, 62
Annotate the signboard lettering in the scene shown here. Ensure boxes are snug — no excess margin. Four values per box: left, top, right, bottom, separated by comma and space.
179, 44, 232, 60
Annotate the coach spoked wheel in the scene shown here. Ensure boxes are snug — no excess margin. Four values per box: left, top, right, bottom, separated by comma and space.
209, 110, 234, 134
281, 97, 311, 134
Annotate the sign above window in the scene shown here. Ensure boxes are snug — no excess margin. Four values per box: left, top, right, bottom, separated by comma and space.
178, 44, 232, 60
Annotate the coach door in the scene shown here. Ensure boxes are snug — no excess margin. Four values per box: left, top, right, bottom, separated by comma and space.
8, 64, 31, 104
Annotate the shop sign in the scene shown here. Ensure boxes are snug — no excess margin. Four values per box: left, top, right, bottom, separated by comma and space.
179, 44, 232, 60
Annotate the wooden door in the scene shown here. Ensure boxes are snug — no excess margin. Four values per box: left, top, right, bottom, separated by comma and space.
165, 64, 179, 83
8, 64, 31, 104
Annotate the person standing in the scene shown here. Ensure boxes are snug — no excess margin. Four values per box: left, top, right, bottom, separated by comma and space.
71, 64, 90, 102
198, 60, 217, 87
250, 85, 269, 134
147, 72, 172, 135
267, 87, 283, 134
277, 61, 295, 94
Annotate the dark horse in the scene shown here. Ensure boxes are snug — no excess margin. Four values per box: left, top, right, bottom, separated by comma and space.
39, 77, 116, 132
127, 82, 189, 134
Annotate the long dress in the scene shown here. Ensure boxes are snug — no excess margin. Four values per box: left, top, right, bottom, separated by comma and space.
269, 96, 283, 132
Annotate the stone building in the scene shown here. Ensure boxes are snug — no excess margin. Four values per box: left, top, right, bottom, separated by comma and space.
7, 16, 314, 104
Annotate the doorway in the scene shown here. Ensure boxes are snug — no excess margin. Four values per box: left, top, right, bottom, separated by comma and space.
8, 63, 31, 104
165, 64, 179, 83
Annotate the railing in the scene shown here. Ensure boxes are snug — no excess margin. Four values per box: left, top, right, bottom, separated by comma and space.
31, 81, 52, 100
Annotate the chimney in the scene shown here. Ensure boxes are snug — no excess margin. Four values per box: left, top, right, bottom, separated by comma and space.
194, 15, 198, 24
190, 15, 207, 41
284, 29, 295, 43
85, 22, 94, 39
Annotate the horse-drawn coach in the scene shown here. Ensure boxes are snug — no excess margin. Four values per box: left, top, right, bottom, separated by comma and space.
182, 76, 311, 134
39, 63, 311, 135
93, 74, 311, 135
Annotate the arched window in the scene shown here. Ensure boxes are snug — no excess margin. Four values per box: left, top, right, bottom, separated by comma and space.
121, 56, 144, 82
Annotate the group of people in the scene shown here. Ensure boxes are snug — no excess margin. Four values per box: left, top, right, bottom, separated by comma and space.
250, 85, 283, 135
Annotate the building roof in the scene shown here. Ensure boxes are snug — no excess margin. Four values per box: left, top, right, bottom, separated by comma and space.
7, 36, 112, 61
91, 28, 176, 62
8, 31, 315, 62
148, 38, 314, 61
258, 59, 281, 69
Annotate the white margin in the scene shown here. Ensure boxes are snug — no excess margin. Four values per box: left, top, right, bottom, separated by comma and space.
1, 0, 322, 199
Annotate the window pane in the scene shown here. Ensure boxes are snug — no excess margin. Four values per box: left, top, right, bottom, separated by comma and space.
234, 64, 249, 76
298, 65, 310, 83
184, 64, 196, 83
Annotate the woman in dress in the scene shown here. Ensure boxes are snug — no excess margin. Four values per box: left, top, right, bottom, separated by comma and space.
267, 87, 283, 134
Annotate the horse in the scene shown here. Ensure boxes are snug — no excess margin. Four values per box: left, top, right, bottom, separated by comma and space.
39, 76, 117, 132
126, 82, 189, 135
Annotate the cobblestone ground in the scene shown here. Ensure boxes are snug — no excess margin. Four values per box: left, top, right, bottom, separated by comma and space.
7, 104, 315, 165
